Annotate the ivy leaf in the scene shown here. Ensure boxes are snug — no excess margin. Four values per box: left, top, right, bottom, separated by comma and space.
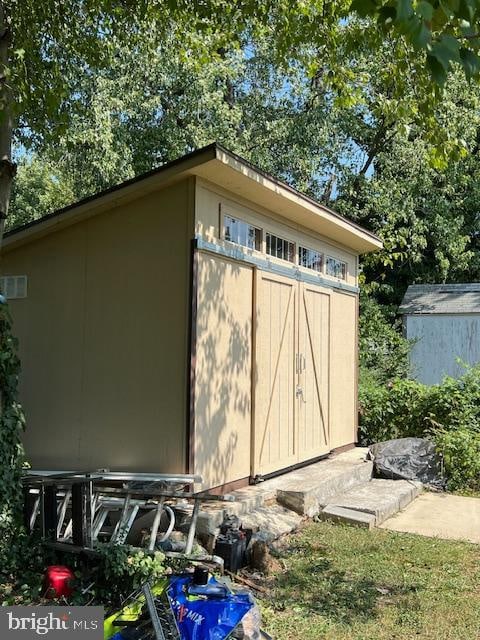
396, 0, 414, 22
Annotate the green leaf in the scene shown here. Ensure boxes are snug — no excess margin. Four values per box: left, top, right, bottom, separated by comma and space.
430, 34, 461, 71
439, 0, 456, 17
460, 47, 480, 78
416, 1, 434, 21
427, 53, 448, 84
458, 0, 477, 21
396, 0, 414, 22
350, 0, 379, 18
411, 21, 432, 48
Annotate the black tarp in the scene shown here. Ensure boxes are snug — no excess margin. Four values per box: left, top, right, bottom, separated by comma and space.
368, 437, 445, 488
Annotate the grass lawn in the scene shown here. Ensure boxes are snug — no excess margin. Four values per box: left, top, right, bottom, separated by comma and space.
259, 522, 480, 640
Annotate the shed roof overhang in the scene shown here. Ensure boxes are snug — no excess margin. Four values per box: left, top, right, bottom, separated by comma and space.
3, 143, 382, 254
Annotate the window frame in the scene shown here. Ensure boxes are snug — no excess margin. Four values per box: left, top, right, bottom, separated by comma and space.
0, 275, 28, 299
221, 212, 262, 252
325, 256, 347, 280
298, 245, 324, 274
265, 231, 296, 264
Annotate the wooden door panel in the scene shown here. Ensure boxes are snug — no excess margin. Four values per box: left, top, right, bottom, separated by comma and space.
297, 283, 330, 459
253, 272, 297, 476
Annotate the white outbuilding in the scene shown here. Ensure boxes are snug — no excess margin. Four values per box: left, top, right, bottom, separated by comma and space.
400, 283, 480, 385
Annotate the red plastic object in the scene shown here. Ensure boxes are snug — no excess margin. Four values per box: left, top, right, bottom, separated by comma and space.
44, 565, 75, 598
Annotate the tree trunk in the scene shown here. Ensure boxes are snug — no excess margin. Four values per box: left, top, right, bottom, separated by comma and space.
0, 1, 15, 252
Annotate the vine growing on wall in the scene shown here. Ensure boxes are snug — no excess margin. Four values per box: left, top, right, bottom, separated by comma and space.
0, 299, 25, 563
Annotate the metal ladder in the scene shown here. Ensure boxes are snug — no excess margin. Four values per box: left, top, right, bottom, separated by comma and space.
23, 471, 233, 559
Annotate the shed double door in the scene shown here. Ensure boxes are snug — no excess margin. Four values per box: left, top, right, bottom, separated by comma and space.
253, 271, 330, 477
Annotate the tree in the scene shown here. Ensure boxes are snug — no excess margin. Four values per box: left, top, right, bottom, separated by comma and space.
5, 2, 480, 241
8, 157, 75, 229
334, 69, 480, 303
9, 16, 480, 304
9, 24, 350, 216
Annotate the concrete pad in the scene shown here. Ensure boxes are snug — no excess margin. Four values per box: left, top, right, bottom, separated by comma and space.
325, 479, 422, 525
319, 505, 376, 529
380, 492, 480, 543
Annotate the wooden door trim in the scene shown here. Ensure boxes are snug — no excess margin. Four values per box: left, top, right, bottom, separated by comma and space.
186, 242, 199, 474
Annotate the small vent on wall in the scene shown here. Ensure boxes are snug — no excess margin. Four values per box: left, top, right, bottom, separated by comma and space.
0, 275, 28, 299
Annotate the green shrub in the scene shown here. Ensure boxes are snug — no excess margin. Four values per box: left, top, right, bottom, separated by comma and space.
435, 428, 480, 491
359, 375, 430, 444
67, 544, 166, 608
97, 544, 165, 596
359, 365, 480, 491
1, 542, 166, 607
0, 533, 54, 604
359, 290, 411, 384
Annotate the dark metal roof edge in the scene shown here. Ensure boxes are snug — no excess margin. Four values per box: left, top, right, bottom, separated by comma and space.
4, 143, 218, 239
401, 309, 480, 314
214, 142, 382, 245
4, 142, 381, 246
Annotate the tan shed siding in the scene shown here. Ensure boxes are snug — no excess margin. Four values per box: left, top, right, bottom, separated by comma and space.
2, 180, 193, 472
254, 272, 297, 476
195, 179, 358, 287
328, 290, 358, 449
194, 252, 252, 489
1, 225, 88, 463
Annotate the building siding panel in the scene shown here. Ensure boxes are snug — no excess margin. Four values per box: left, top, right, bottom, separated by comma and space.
2, 180, 193, 473
193, 252, 252, 489
405, 314, 480, 385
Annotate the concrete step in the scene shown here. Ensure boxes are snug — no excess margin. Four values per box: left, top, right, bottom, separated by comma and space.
275, 455, 373, 517
196, 486, 278, 537
240, 504, 303, 542
319, 505, 376, 529
321, 479, 423, 526
196, 448, 372, 538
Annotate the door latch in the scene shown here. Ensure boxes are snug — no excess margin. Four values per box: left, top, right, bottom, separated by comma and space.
296, 385, 307, 403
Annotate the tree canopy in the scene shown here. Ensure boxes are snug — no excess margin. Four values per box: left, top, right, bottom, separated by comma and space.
9, 14, 480, 306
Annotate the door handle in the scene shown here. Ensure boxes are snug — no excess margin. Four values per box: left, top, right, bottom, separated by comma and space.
296, 354, 307, 373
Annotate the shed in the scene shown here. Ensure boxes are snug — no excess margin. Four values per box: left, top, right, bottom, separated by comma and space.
1, 144, 381, 491
400, 283, 480, 385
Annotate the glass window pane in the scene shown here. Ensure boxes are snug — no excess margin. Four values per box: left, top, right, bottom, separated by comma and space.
276, 236, 282, 258
224, 214, 261, 251
299, 247, 323, 272
266, 232, 294, 263
326, 256, 346, 280
254, 227, 262, 251
288, 241, 295, 263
